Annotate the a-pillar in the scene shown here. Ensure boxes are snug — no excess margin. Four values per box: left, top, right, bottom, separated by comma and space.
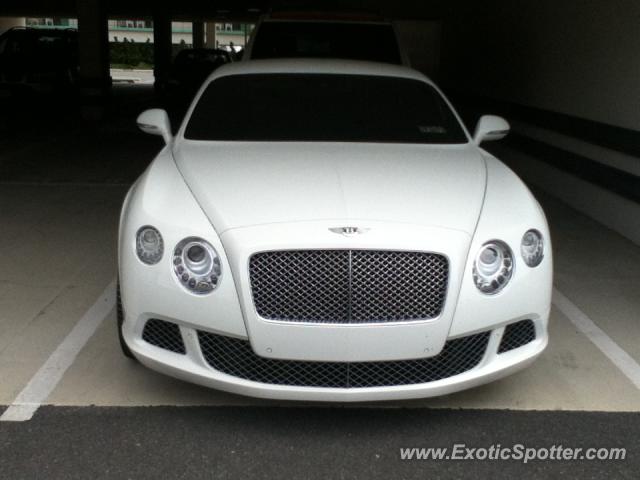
76, 0, 111, 120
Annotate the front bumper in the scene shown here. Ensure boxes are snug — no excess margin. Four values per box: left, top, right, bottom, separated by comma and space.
124, 316, 548, 402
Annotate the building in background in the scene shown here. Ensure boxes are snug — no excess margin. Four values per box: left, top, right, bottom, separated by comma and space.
25, 18, 253, 50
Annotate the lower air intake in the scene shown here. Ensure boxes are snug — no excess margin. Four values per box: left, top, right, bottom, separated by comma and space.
198, 331, 490, 388
142, 319, 186, 354
498, 320, 536, 353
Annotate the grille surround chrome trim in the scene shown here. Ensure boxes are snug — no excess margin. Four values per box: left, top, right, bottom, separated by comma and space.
248, 249, 450, 325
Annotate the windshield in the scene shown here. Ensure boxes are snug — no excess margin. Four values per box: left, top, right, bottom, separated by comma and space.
184, 74, 468, 144
251, 22, 402, 64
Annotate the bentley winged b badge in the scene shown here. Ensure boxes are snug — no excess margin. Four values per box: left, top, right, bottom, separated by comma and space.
329, 227, 370, 237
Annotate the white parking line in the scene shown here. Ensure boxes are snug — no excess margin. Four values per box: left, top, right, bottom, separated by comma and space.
553, 288, 640, 390
0, 279, 116, 422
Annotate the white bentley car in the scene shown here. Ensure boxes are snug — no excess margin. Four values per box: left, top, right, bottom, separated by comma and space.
118, 59, 552, 401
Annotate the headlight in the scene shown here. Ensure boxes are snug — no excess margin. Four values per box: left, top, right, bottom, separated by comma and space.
473, 240, 513, 294
136, 226, 164, 265
521, 229, 544, 267
173, 237, 221, 294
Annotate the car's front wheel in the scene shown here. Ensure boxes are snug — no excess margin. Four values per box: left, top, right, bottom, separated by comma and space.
117, 282, 136, 360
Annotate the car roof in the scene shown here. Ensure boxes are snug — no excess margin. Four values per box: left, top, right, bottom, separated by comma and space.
208, 59, 433, 85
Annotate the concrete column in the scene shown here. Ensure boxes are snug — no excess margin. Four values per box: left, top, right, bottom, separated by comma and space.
205, 22, 216, 48
192, 22, 205, 49
76, 0, 111, 120
0, 17, 26, 34
153, 13, 172, 91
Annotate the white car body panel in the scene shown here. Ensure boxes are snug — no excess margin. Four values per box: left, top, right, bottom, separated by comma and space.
450, 153, 553, 337
174, 142, 485, 235
118, 59, 552, 401
119, 150, 248, 341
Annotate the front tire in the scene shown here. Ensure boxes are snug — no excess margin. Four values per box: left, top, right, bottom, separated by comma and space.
117, 282, 136, 360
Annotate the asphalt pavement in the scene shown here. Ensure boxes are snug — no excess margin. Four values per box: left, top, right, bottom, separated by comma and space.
0, 407, 637, 479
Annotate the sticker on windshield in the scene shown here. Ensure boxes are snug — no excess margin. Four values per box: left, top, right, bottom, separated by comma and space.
418, 125, 447, 134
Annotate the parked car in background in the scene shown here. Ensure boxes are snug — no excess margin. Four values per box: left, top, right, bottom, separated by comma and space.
165, 48, 232, 97
244, 11, 407, 65
0, 27, 78, 95
119, 59, 552, 402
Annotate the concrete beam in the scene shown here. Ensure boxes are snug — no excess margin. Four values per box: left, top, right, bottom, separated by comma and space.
205, 22, 216, 48
153, 12, 172, 91
76, 0, 111, 120
192, 21, 204, 49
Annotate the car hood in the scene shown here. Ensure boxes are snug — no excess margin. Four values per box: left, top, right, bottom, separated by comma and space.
174, 142, 486, 235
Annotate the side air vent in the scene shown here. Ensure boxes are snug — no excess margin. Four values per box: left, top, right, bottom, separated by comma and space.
498, 320, 536, 353
142, 319, 186, 354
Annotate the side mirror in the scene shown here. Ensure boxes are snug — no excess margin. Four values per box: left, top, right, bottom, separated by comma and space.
473, 115, 510, 145
137, 108, 172, 145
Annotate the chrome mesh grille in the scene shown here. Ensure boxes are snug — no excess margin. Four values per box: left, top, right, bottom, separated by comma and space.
498, 320, 536, 353
249, 250, 448, 323
142, 319, 186, 354
198, 330, 489, 388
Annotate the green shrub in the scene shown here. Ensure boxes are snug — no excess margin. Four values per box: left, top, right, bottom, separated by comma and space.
110, 42, 154, 67
110, 42, 195, 68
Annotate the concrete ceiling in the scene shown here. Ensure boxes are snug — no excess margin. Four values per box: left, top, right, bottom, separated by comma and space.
0, 0, 479, 21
